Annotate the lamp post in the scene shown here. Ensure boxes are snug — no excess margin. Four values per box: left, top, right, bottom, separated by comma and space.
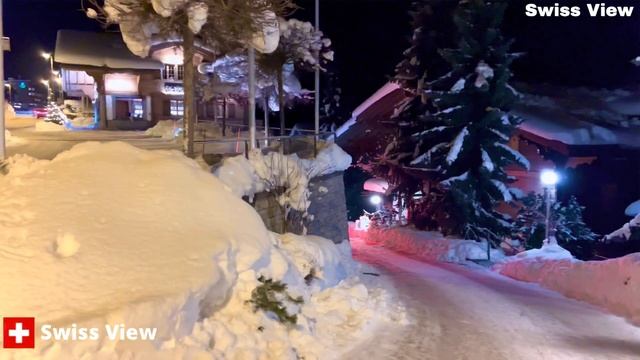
540, 169, 560, 246
41, 52, 54, 103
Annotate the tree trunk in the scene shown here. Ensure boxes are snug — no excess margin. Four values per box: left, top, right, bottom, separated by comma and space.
182, 24, 196, 157
96, 74, 107, 130
277, 69, 285, 136
263, 94, 269, 141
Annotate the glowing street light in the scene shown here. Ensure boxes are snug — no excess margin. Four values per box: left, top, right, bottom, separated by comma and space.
540, 169, 560, 246
540, 169, 560, 187
370, 194, 382, 206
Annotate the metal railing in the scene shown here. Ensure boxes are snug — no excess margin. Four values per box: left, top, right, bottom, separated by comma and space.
193, 123, 336, 159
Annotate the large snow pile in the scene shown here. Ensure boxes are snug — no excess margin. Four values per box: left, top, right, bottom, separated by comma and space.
215, 143, 352, 213
355, 225, 503, 264
497, 252, 640, 324
145, 119, 183, 139
0, 142, 403, 358
5, 103, 15, 121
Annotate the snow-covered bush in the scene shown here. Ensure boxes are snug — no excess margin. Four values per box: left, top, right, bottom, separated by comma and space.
248, 276, 304, 325
511, 193, 597, 259
214, 143, 351, 215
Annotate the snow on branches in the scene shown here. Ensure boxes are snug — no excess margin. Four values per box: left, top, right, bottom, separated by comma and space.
276, 18, 333, 70
84, 0, 289, 57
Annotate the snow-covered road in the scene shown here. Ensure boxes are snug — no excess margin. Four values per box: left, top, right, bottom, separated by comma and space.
347, 236, 640, 360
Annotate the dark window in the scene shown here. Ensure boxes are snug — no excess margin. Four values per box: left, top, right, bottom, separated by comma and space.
162, 65, 175, 80
177, 65, 184, 80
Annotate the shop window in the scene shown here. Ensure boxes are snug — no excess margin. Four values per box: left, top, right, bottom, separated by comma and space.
170, 99, 184, 116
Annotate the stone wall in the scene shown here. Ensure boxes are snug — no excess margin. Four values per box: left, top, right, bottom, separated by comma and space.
252, 171, 349, 244
305, 172, 349, 243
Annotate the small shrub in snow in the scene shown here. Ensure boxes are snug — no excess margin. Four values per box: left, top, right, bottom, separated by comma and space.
512, 193, 597, 258
248, 276, 304, 325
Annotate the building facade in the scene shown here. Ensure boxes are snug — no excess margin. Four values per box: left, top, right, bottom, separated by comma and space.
54, 30, 245, 130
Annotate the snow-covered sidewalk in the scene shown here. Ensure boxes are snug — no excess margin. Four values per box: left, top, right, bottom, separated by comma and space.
349, 236, 640, 360
6, 127, 181, 159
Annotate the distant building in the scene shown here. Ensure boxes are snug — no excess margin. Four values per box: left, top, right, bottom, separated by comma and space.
337, 82, 640, 233
5, 79, 46, 111
54, 30, 246, 130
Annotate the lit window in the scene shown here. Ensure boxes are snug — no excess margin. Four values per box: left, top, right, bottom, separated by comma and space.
170, 100, 184, 116
132, 99, 144, 118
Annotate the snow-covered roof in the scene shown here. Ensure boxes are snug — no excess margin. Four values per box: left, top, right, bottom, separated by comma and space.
336, 81, 401, 138
625, 200, 640, 217
514, 84, 640, 148
55, 30, 163, 70
513, 106, 619, 146
339, 82, 640, 151
353, 82, 400, 118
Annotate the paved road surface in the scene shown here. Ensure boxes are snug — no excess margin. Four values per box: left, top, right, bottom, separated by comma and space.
347, 236, 640, 360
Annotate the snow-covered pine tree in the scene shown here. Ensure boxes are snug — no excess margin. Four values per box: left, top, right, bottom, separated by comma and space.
556, 196, 598, 244
512, 193, 597, 257
394, 0, 457, 91
363, 0, 456, 210
44, 103, 66, 125
409, 0, 529, 243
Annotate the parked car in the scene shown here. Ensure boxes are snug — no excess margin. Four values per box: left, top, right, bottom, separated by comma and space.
33, 107, 48, 119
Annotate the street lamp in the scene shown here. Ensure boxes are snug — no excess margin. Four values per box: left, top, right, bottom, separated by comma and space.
370, 194, 383, 212
41, 52, 56, 102
540, 169, 560, 246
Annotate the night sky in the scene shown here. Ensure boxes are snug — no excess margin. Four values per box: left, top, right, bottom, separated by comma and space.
5, 0, 640, 111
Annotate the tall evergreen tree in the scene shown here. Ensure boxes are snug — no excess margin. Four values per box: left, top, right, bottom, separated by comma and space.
364, 0, 456, 206
394, 0, 457, 91
408, 0, 529, 243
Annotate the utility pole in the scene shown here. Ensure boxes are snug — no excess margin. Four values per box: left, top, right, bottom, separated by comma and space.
248, 46, 256, 150
0, 0, 6, 161
314, 0, 320, 136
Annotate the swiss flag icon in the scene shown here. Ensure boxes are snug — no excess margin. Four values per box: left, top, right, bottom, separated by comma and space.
3, 317, 35, 349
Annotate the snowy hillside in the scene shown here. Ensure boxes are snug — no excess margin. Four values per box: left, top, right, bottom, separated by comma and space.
0, 142, 404, 359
